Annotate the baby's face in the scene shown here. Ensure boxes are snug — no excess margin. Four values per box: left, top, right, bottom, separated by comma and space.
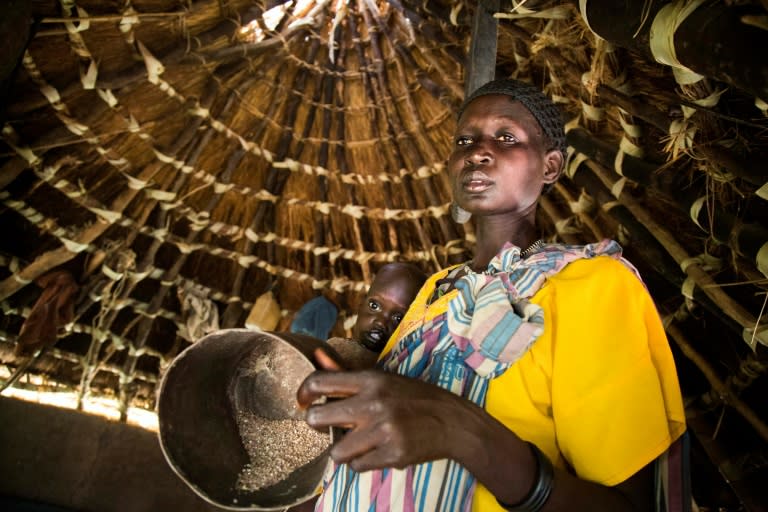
352, 272, 420, 353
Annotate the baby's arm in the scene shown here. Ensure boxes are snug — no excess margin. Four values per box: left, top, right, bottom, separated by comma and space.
325, 337, 379, 370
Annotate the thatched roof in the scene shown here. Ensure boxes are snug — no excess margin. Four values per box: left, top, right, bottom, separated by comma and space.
1, 0, 767, 509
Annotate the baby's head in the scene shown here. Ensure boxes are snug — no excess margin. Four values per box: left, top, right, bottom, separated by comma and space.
352, 262, 427, 352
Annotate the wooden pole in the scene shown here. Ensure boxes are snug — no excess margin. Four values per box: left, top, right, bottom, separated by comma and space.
313, 54, 336, 284
567, 158, 752, 340
357, 5, 436, 265
9, 16, 246, 116
0, 0, 33, 125
465, 0, 500, 97
593, 83, 768, 186
364, 4, 459, 246
221, 39, 323, 327
567, 128, 768, 276
387, 0, 467, 66
582, 157, 765, 347
579, 0, 768, 101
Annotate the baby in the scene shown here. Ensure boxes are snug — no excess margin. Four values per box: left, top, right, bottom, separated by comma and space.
326, 262, 427, 369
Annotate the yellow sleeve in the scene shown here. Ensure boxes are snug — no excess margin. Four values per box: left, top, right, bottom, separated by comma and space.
475, 257, 686, 510
547, 257, 686, 485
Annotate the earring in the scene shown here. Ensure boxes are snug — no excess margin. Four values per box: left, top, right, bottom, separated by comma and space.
451, 202, 472, 224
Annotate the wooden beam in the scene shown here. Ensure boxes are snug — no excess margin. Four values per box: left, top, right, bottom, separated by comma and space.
0, 0, 34, 125
579, 0, 768, 101
464, 0, 499, 97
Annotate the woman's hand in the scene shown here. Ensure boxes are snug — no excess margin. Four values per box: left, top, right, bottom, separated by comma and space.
297, 368, 654, 511
297, 370, 474, 472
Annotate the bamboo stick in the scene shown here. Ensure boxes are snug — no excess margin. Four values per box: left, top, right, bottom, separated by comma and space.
702, 349, 768, 407
116, 138, 248, 418
347, 13, 406, 269
75, 79, 221, 340
386, 0, 466, 65
80, 125, 216, 396
389, 99, 458, 246
10, 15, 247, 115
566, 159, 684, 282
277, 51, 328, 284
0, 335, 158, 384
506, 23, 768, 189
350, 10, 436, 264
566, 128, 692, 207
596, 83, 768, 135
465, 0, 500, 96
348, 14, 397, 174
186, 35, 286, 65
101, 77, 247, 416
0, 159, 159, 300
392, 33, 464, 102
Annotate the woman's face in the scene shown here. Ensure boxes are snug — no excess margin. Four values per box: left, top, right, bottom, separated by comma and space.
447, 94, 561, 218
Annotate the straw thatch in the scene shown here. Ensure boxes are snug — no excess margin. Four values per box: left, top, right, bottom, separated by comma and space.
1, 0, 767, 509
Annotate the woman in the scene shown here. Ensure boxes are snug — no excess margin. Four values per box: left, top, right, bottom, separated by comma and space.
297, 79, 687, 512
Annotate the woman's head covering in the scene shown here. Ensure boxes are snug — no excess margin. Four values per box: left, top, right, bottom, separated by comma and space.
458, 78, 567, 157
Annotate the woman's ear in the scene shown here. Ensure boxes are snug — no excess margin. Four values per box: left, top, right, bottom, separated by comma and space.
543, 149, 564, 184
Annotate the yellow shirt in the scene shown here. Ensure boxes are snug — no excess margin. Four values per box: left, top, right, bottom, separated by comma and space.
383, 256, 686, 511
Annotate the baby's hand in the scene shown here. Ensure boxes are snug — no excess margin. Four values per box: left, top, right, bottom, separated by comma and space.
325, 337, 379, 370
313, 347, 344, 371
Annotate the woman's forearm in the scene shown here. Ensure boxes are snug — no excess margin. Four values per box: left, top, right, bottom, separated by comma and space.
450, 399, 652, 512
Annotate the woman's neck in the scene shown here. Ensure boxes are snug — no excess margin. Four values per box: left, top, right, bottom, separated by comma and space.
471, 212, 539, 271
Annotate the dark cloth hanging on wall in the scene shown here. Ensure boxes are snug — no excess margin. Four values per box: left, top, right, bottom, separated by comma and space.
15, 271, 78, 357
289, 296, 338, 340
